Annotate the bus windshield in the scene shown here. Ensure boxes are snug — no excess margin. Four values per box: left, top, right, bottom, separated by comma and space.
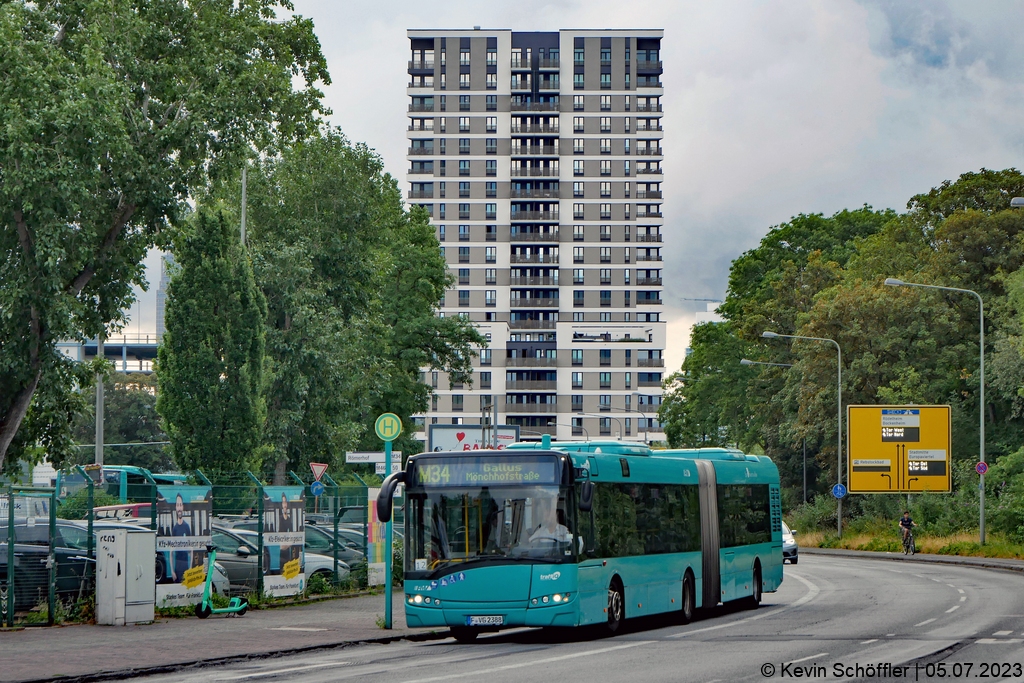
406, 485, 575, 575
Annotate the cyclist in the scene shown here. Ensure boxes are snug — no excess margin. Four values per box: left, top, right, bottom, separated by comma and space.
898, 511, 917, 544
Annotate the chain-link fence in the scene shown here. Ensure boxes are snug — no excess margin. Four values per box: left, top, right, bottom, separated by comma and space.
1, 484, 64, 627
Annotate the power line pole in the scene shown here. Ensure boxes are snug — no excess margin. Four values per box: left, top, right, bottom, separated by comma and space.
95, 333, 104, 467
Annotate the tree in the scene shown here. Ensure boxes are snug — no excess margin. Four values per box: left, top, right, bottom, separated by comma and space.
156, 210, 268, 474
70, 373, 172, 472
0, 0, 328, 470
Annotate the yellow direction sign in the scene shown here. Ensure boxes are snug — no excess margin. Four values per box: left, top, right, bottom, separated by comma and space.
375, 413, 402, 442
847, 405, 951, 494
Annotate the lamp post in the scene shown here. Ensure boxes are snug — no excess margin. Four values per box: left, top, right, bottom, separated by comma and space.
560, 423, 590, 439
762, 330, 844, 536
577, 412, 624, 439
885, 277, 986, 543
622, 402, 652, 443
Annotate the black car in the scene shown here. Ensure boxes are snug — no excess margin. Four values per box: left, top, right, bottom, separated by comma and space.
0, 522, 93, 612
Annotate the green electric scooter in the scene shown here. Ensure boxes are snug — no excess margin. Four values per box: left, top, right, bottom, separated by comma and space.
195, 544, 248, 618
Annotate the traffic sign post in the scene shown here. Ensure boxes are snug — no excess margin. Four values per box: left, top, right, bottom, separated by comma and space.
309, 462, 328, 482
832, 483, 848, 499
848, 405, 951, 494
976, 462, 988, 476
375, 413, 402, 629
310, 481, 325, 497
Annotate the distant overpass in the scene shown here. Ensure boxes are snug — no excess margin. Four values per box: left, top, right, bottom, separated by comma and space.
58, 334, 159, 373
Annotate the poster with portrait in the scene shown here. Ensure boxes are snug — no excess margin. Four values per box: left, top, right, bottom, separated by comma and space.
262, 486, 305, 597
155, 485, 212, 607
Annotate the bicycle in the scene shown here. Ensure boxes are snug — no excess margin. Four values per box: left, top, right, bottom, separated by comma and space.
902, 530, 915, 555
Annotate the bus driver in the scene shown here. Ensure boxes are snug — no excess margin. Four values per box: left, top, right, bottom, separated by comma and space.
529, 495, 572, 544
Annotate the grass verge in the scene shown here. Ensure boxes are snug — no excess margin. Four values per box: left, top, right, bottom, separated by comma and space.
797, 530, 1024, 559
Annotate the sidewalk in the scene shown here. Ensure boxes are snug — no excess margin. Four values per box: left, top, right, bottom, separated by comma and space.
1, 592, 442, 683
802, 546, 1024, 573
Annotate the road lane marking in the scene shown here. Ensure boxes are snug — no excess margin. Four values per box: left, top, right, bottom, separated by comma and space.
946, 584, 955, 588
914, 618, 936, 627
861, 639, 878, 644
994, 630, 1012, 636
960, 596, 966, 602
400, 641, 656, 683
268, 627, 328, 632
668, 571, 820, 639
216, 661, 351, 681
977, 638, 1023, 644
886, 633, 896, 637
789, 652, 828, 664
957, 589, 964, 594
945, 606, 959, 613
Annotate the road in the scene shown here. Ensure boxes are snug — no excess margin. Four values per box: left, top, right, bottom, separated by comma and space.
139, 555, 1024, 683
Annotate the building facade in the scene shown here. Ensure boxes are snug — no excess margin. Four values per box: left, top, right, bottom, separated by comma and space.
406, 29, 666, 445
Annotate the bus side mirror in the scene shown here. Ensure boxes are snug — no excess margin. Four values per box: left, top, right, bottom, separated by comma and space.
376, 471, 406, 523
578, 481, 594, 512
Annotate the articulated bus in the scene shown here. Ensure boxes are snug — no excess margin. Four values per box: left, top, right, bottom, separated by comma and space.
376, 441, 784, 642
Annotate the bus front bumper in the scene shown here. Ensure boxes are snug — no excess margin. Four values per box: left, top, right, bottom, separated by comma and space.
405, 597, 579, 629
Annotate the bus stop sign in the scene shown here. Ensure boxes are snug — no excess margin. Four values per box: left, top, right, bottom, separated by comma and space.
375, 413, 402, 442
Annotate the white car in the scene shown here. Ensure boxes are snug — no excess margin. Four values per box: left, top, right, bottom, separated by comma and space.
231, 529, 350, 583
782, 522, 798, 564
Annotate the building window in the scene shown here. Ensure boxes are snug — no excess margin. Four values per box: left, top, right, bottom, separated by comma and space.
480, 349, 492, 366
485, 203, 496, 219
485, 224, 496, 240
459, 160, 470, 176
600, 160, 611, 176
574, 225, 585, 241
600, 138, 611, 154
625, 372, 632, 389
573, 203, 584, 219
486, 95, 497, 111
574, 95, 584, 111
438, 224, 446, 241
574, 246, 584, 263
599, 372, 611, 388
601, 95, 611, 111
485, 72, 497, 89
485, 268, 496, 284
624, 117, 631, 133
573, 138, 584, 154
600, 203, 611, 219
573, 312, 585, 322
458, 290, 470, 306
459, 138, 470, 154
485, 116, 497, 132
574, 73, 584, 89
600, 247, 611, 263
480, 371, 492, 389
574, 160, 584, 176
485, 290, 496, 307
600, 182, 611, 197
460, 50, 470, 66
485, 246, 496, 263
572, 349, 584, 365
574, 116, 585, 133
459, 116, 470, 132
600, 268, 611, 285
486, 181, 497, 197
486, 138, 497, 154
599, 394, 611, 410
573, 182, 585, 198
572, 372, 584, 389
431, 370, 438, 388
486, 160, 496, 176
574, 48, 584, 64
600, 290, 611, 306
600, 117, 611, 132
459, 224, 470, 240
459, 181, 470, 198
459, 246, 470, 263
573, 268, 584, 284
452, 394, 464, 411
432, 395, 438, 411
459, 203, 470, 219
458, 268, 470, 285
600, 73, 611, 89
573, 290, 585, 307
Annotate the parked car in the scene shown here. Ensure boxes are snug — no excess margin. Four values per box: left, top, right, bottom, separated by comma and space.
782, 522, 799, 564
210, 526, 348, 595
225, 519, 366, 567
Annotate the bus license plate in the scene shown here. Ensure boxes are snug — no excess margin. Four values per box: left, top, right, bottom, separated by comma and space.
467, 615, 504, 626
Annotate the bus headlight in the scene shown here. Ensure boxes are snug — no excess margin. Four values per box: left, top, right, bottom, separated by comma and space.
413, 594, 424, 604
553, 594, 562, 602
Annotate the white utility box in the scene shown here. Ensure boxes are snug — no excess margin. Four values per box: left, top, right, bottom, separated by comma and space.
96, 527, 156, 625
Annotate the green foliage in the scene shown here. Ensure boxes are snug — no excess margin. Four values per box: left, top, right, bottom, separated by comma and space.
156, 210, 268, 474
306, 571, 332, 595
70, 373, 172, 472
0, 0, 329, 472
56, 487, 120, 519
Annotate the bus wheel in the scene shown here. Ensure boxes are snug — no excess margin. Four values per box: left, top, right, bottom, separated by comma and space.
606, 581, 624, 633
746, 565, 762, 610
681, 574, 695, 624
451, 626, 479, 643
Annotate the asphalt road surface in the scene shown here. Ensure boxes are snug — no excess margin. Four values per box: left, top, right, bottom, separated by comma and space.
140, 555, 1024, 683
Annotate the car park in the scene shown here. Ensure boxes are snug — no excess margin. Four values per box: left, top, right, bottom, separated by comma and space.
782, 522, 799, 564
211, 526, 348, 594
225, 518, 366, 567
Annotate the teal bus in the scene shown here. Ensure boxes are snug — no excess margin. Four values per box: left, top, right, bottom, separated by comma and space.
376, 441, 784, 642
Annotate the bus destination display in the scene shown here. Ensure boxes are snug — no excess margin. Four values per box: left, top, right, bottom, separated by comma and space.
414, 457, 559, 487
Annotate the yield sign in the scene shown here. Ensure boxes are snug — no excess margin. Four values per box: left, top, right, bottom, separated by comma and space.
310, 462, 329, 482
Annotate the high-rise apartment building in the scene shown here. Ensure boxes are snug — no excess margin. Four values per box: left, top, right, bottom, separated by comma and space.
406, 29, 665, 445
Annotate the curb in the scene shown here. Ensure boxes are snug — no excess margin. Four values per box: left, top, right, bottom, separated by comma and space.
802, 546, 1024, 574
22, 629, 451, 683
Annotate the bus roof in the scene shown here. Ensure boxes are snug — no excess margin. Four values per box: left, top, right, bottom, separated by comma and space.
658, 448, 765, 463
505, 440, 653, 457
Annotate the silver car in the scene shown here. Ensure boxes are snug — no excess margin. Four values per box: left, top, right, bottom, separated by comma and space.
782, 522, 798, 564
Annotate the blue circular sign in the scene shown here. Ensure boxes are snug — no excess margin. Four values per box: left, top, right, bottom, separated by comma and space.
310, 481, 325, 497
831, 483, 848, 499
976, 462, 988, 475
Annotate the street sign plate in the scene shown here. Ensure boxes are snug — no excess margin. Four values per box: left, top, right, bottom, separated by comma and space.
976, 461, 988, 475
375, 462, 386, 475
832, 483, 847, 499
848, 405, 951, 494
345, 451, 402, 464
310, 462, 328, 482
310, 481, 325, 497
375, 413, 402, 442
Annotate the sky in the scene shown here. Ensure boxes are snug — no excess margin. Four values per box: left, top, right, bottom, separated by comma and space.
128, 0, 1024, 373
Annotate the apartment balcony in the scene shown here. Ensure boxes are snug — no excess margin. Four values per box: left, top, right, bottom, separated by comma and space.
639, 378, 662, 387
408, 168, 434, 175
505, 380, 557, 391
408, 103, 435, 112
636, 125, 663, 133
511, 167, 558, 177
511, 102, 560, 112
636, 298, 662, 305
637, 212, 663, 219
636, 191, 662, 199
510, 254, 558, 265
408, 147, 434, 155
511, 58, 531, 70
408, 60, 436, 71
636, 167, 663, 175
511, 146, 558, 156
538, 82, 560, 92
636, 254, 663, 262
407, 190, 433, 199
511, 188, 559, 199
506, 357, 558, 367
638, 358, 665, 367
511, 276, 558, 286
511, 210, 559, 221
538, 58, 560, 69
511, 124, 559, 134
505, 403, 559, 414
510, 298, 559, 308
635, 104, 662, 113
636, 60, 663, 72
636, 148, 663, 156
636, 277, 662, 286
508, 319, 556, 330
510, 232, 560, 243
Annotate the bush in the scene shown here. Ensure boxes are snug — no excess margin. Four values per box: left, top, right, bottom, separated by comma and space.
307, 571, 332, 595
57, 488, 120, 519
786, 495, 838, 533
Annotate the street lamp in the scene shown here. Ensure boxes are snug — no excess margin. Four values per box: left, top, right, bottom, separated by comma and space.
560, 422, 590, 440
763, 330, 844, 536
885, 277, 987, 543
740, 358, 794, 368
577, 412, 624, 439
622, 402, 652, 444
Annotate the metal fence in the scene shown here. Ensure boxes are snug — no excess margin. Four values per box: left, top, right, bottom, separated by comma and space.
1, 484, 63, 627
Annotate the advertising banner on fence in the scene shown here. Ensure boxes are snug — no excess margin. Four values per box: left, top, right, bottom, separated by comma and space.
428, 424, 520, 452
155, 485, 212, 606
262, 486, 305, 597
367, 486, 385, 586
